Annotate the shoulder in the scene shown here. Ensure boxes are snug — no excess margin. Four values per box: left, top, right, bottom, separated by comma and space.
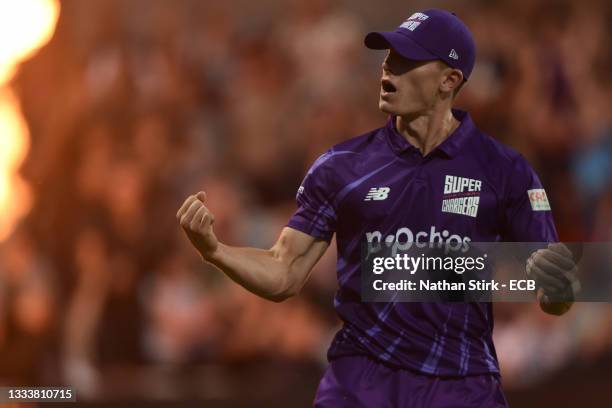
460, 127, 542, 206
468, 130, 536, 179
467, 131, 544, 213
307, 126, 386, 172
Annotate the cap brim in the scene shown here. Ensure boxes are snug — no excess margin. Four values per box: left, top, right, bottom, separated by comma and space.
364, 31, 438, 61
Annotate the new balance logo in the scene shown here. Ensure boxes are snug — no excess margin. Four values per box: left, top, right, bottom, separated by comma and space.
449, 49, 459, 60
364, 187, 390, 201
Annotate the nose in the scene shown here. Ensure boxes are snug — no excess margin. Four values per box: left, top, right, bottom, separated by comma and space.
381, 57, 390, 73
381, 51, 396, 74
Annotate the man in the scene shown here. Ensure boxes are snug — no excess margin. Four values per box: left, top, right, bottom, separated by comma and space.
177, 9, 576, 407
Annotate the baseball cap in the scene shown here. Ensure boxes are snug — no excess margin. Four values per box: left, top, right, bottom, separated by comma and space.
364, 9, 476, 80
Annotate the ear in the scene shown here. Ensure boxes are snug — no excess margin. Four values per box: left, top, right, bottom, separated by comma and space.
440, 68, 464, 94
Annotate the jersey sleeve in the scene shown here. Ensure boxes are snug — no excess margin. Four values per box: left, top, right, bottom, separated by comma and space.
286, 151, 338, 242
501, 155, 559, 242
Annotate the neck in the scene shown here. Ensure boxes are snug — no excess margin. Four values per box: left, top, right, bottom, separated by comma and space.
395, 107, 460, 156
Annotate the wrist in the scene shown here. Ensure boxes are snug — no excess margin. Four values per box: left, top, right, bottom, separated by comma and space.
201, 241, 223, 264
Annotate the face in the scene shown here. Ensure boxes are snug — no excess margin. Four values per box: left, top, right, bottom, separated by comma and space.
379, 49, 456, 116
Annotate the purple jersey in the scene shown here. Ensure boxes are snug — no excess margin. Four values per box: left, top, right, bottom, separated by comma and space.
287, 108, 558, 376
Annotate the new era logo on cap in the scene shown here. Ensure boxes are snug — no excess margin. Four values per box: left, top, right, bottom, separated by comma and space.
449, 49, 459, 60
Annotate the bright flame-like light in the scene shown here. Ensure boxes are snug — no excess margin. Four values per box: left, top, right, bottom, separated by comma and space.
0, 0, 60, 84
0, 89, 31, 240
0, 0, 60, 241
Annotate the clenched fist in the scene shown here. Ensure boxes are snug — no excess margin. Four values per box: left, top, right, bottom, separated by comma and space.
526, 242, 580, 303
176, 191, 219, 259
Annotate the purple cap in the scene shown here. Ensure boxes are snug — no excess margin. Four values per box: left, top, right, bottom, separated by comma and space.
364, 9, 476, 80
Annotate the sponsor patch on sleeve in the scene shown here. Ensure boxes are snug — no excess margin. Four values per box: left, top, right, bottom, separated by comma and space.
527, 189, 551, 211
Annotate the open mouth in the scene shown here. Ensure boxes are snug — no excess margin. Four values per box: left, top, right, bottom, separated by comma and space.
381, 79, 396, 93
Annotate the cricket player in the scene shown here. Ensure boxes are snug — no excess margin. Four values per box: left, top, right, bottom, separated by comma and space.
177, 9, 577, 407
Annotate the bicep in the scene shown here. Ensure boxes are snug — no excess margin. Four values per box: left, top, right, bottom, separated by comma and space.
271, 227, 330, 293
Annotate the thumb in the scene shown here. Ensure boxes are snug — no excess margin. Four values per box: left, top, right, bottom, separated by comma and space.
196, 191, 207, 203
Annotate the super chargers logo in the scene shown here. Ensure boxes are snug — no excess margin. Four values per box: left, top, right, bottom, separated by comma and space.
442, 175, 481, 218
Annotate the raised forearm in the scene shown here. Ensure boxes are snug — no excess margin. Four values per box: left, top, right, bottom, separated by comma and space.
206, 243, 294, 302
177, 193, 327, 302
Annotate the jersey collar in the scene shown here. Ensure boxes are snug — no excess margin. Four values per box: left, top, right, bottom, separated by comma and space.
385, 108, 474, 159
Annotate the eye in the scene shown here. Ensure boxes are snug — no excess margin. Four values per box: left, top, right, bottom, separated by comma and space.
383, 51, 400, 67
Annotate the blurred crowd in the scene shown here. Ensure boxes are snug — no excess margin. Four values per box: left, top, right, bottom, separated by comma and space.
0, 0, 611, 405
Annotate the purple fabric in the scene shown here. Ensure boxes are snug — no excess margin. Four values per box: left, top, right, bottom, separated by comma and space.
287, 108, 558, 376
364, 9, 477, 80
313, 355, 509, 407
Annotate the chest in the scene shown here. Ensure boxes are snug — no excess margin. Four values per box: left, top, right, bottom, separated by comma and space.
337, 159, 502, 240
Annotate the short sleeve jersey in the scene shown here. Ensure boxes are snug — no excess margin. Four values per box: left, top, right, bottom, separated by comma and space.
287, 108, 558, 376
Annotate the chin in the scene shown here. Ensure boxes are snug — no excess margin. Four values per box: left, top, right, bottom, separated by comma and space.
379, 96, 419, 117
378, 100, 398, 115
379, 101, 423, 118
